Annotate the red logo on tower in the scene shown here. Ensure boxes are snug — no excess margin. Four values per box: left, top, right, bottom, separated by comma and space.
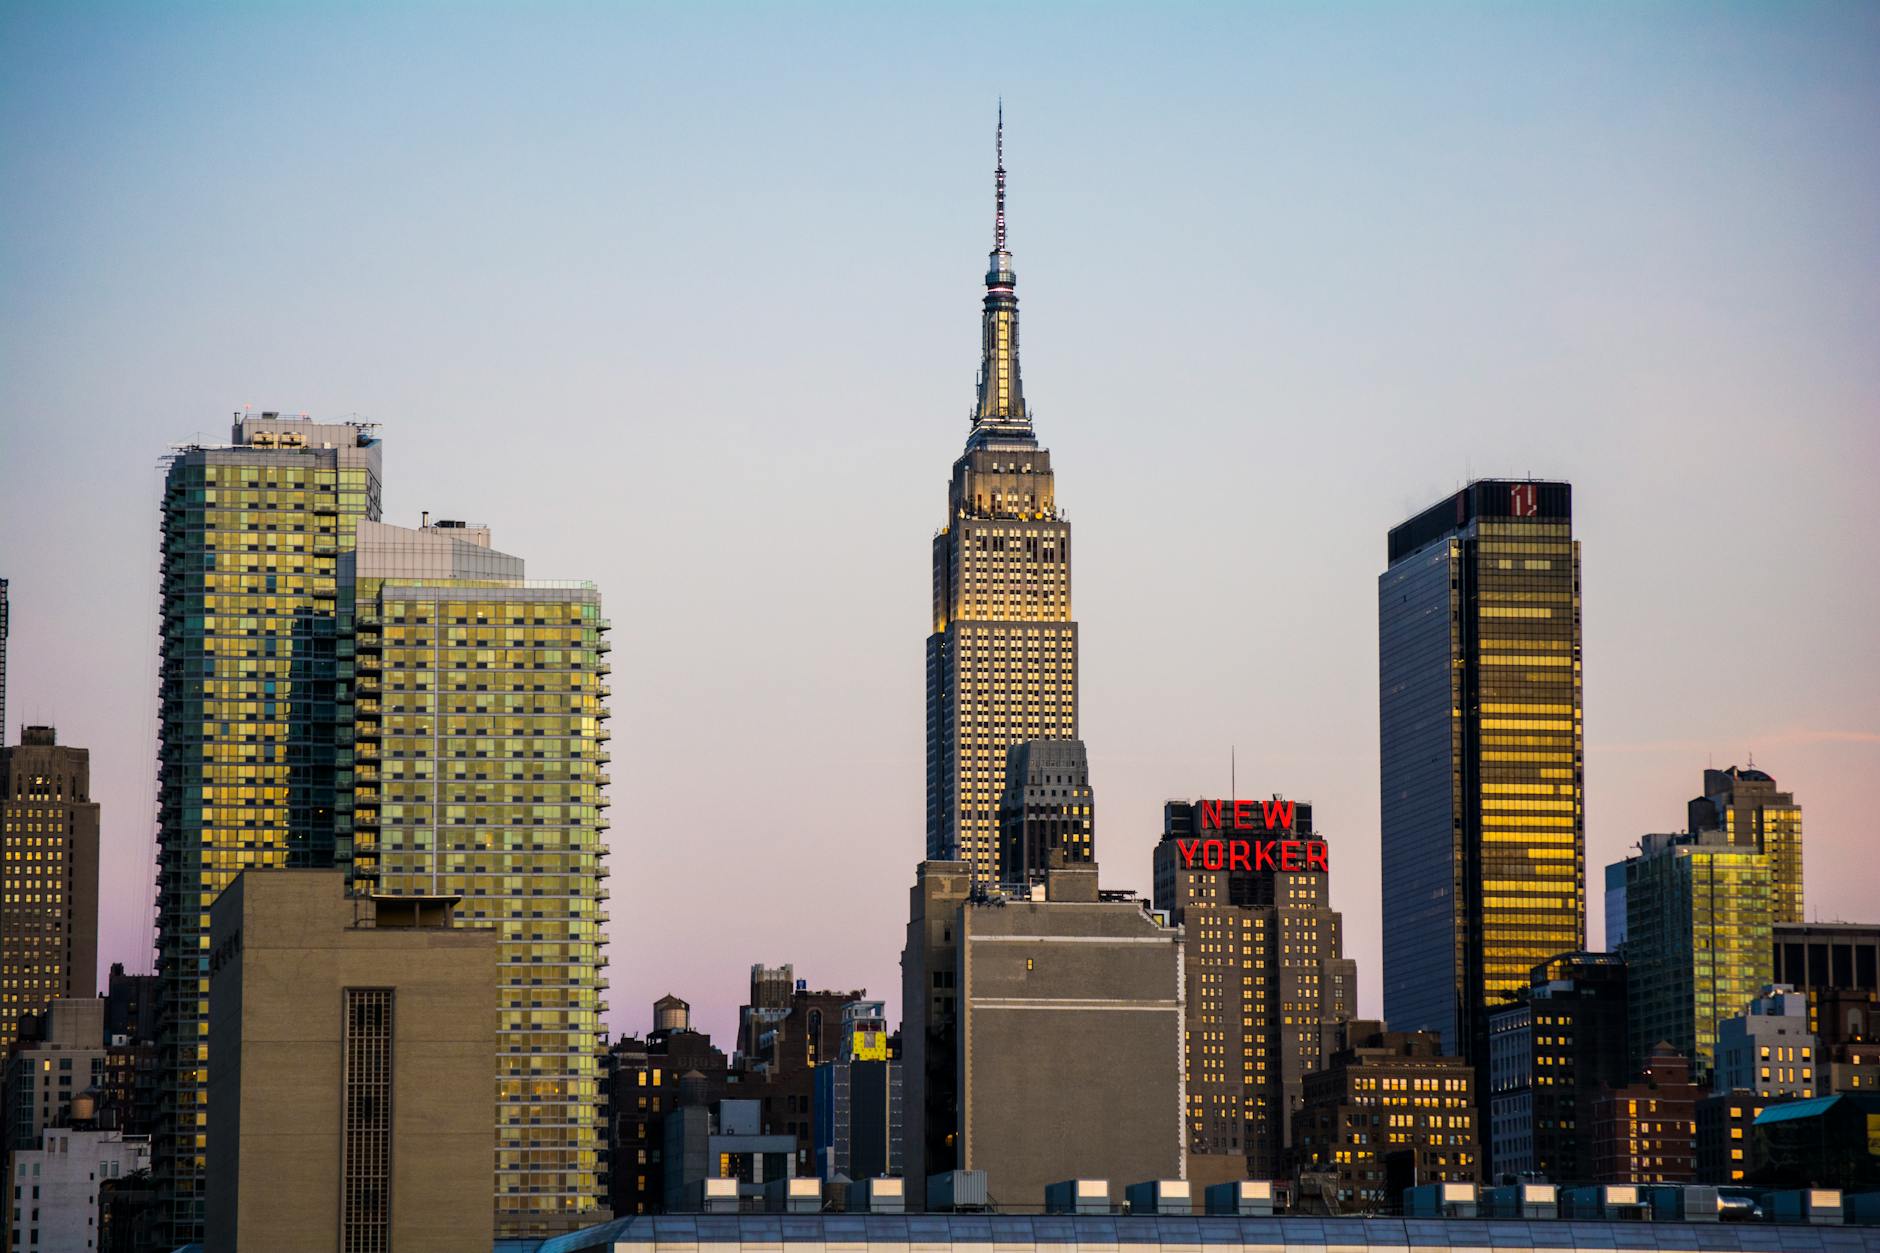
1510, 483, 1539, 517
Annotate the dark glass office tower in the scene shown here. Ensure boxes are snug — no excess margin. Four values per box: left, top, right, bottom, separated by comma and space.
926, 115, 1077, 882
1379, 480, 1585, 1083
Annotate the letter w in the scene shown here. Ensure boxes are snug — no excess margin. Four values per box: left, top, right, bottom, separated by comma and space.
1261, 799, 1295, 831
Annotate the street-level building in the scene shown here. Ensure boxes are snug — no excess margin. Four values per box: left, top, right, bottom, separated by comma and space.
204, 868, 497, 1253
7, 1125, 148, 1253
1, 727, 100, 1054
812, 1000, 902, 1182
605, 999, 735, 1218
1485, 952, 1628, 1185
3, 999, 106, 1154
902, 860, 1184, 1208
1715, 986, 1817, 1101
1290, 1022, 1478, 1213
926, 119, 1079, 885
1151, 797, 1354, 1184
1378, 480, 1585, 1089
1590, 1042, 1698, 1184
1695, 1089, 1764, 1185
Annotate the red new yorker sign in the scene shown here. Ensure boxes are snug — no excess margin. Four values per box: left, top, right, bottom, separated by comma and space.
1174, 798, 1329, 873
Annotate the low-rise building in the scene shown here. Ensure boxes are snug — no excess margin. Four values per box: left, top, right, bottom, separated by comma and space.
2, 1000, 105, 1153
1590, 1043, 1697, 1184
7, 1124, 148, 1253
1714, 986, 1817, 1100
1695, 1089, 1764, 1185
1485, 952, 1627, 1185
606, 998, 735, 1217
1291, 1022, 1478, 1213
812, 1000, 901, 1182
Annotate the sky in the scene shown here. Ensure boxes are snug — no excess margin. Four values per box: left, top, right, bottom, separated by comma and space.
2, 1, 1876, 1048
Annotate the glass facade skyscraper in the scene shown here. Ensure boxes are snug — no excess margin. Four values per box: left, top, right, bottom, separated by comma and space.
1689, 764, 1804, 925
347, 518, 611, 1235
926, 116, 1078, 883
1378, 480, 1585, 1077
154, 414, 382, 1244
1611, 830, 1774, 1081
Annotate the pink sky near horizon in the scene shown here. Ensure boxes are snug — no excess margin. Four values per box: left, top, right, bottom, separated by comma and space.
2, 2, 1876, 1048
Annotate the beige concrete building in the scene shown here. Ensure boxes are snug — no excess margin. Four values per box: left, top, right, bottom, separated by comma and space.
205, 869, 496, 1253
903, 862, 1185, 1209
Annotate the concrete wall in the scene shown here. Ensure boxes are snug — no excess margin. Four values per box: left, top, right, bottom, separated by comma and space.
959, 897, 1184, 1208
206, 869, 497, 1253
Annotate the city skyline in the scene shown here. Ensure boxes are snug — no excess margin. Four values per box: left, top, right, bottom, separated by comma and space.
3, 2, 1878, 1054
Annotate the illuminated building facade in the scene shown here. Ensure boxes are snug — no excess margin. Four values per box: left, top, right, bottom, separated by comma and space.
1689, 765, 1804, 925
1290, 1022, 1479, 1212
1151, 798, 1356, 1184
1, 727, 101, 1052
154, 413, 382, 1244
1378, 480, 1585, 1075
1611, 830, 1773, 1080
345, 518, 611, 1236
926, 116, 1078, 883
997, 738, 1094, 886
1715, 985, 1817, 1101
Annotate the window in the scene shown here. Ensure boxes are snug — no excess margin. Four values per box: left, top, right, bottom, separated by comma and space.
341, 989, 394, 1253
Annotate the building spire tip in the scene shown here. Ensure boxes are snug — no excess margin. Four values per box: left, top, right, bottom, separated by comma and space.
994, 101, 1006, 253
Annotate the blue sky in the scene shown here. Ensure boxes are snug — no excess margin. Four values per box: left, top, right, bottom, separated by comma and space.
3, 1, 1877, 1043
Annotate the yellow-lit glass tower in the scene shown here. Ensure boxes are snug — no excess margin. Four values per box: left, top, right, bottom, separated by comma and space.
926, 112, 1077, 881
347, 519, 610, 1236
1379, 480, 1585, 1079
1689, 765, 1804, 925
155, 414, 382, 1245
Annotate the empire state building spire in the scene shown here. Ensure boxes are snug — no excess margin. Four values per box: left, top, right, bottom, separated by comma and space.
973, 103, 1028, 435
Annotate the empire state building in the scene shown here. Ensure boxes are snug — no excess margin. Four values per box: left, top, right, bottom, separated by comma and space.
926, 117, 1079, 881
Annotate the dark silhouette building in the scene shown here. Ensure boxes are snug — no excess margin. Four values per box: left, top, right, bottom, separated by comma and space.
606, 997, 734, 1217
1486, 952, 1628, 1184
997, 738, 1094, 887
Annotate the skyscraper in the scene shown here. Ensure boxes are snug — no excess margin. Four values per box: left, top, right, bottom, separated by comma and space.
1689, 765, 1803, 925
0, 727, 101, 1053
1612, 830, 1773, 1080
345, 518, 611, 1235
1151, 797, 1356, 1184
926, 114, 1078, 883
1378, 480, 1585, 1074
154, 413, 382, 1243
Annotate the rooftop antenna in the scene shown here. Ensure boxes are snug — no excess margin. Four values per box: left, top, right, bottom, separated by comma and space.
994, 99, 1006, 253
1231, 745, 1237, 800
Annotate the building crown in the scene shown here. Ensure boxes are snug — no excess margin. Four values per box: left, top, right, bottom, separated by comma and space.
971, 103, 1032, 444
